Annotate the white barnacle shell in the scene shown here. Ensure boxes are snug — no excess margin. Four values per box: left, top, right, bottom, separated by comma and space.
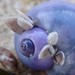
38, 45, 56, 59
16, 9, 33, 24
16, 10, 34, 31
47, 32, 58, 45
54, 51, 65, 65
5, 17, 24, 34
17, 16, 33, 31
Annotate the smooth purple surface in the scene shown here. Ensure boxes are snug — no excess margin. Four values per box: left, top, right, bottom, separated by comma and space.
27, 0, 75, 19
15, 27, 53, 70
27, 0, 75, 33
15, 0, 75, 74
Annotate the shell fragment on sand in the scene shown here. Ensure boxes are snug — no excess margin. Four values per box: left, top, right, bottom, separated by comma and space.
0, 47, 18, 73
